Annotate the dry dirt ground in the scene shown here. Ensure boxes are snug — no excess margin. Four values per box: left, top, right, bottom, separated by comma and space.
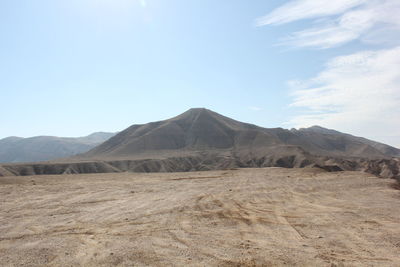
1, 168, 399, 266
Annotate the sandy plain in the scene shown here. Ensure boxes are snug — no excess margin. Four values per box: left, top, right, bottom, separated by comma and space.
1, 168, 399, 266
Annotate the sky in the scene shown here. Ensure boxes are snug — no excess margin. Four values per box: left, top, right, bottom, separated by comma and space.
0, 0, 399, 147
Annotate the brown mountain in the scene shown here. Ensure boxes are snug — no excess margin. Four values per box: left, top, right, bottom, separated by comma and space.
82, 108, 399, 160
1, 108, 399, 179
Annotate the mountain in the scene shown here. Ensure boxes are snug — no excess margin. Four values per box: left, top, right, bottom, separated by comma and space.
0, 132, 115, 163
1, 109, 399, 179
83, 108, 399, 160
298, 126, 400, 157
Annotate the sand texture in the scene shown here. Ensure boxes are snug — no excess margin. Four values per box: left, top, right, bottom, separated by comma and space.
1, 168, 400, 266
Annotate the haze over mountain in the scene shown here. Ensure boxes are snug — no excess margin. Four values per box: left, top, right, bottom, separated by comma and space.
0, 132, 115, 163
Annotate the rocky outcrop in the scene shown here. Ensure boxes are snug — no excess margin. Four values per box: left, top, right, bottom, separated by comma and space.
0, 161, 120, 176
359, 158, 400, 180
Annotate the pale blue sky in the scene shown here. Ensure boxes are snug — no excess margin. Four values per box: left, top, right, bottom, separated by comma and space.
1, 0, 399, 147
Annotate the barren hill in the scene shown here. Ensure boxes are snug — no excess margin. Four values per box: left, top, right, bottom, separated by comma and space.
0, 132, 115, 163
83, 108, 399, 160
1, 109, 399, 179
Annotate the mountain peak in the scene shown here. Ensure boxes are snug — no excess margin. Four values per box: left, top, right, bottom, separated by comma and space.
187, 107, 209, 112
0, 136, 23, 142
83, 108, 259, 158
299, 125, 341, 135
175, 107, 213, 119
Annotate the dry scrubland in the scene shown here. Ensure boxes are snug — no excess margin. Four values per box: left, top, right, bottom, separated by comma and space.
1, 168, 400, 266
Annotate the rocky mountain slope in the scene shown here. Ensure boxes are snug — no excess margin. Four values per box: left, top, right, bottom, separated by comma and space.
83, 108, 399, 160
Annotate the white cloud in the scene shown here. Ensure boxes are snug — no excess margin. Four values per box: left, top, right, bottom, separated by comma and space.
256, 0, 366, 26
289, 47, 400, 147
257, 0, 400, 146
257, 0, 400, 48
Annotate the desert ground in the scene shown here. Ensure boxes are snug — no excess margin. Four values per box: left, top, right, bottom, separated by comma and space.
0, 168, 399, 266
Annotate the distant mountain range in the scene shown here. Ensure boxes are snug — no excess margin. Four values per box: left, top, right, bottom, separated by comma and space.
1, 108, 399, 179
0, 132, 115, 163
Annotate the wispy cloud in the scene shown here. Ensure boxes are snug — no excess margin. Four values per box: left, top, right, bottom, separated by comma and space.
257, 0, 400, 146
288, 47, 400, 146
257, 0, 400, 48
256, 0, 366, 26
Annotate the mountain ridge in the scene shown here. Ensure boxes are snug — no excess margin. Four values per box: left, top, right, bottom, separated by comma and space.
1, 108, 399, 179
0, 132, 116, 163
81, 108, 399, 160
